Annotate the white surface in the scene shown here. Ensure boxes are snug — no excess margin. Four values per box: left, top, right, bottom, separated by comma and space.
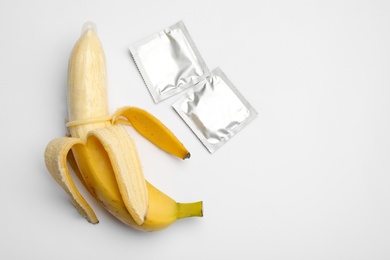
1, 0, 390, 259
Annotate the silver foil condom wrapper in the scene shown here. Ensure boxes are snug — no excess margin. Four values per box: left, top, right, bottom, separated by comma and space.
130, 21, 210, 103
173, 68, 257, 153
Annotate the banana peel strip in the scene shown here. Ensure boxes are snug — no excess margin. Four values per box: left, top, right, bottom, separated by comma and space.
44, 137, 99, 224
112, 106, 190, 159
87, 125, 148, 225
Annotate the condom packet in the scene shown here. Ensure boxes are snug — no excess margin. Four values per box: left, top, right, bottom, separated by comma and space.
129, 21, 210, 103
172, 68, 257, 153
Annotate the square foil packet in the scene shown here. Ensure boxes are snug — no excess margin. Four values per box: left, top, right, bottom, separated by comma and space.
130, 21, 210, 103
173, 68, 257, 153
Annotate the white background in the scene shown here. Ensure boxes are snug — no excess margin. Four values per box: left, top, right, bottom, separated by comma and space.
1, 0, 390, 259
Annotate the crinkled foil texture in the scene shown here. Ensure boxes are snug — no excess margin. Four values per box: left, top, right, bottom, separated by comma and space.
130, 21, 210, 103
130, 21, 257, 153
173, 68, 257, 153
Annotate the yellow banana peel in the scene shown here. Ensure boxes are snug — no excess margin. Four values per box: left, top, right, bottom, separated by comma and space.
44, 23, 202, 231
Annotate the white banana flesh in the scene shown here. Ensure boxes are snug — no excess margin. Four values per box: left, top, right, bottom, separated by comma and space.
46, 25, 148, 225
44, 23, 202, 231
87, 125, 148, 225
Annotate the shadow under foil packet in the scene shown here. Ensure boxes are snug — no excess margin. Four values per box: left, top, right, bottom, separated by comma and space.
173, 68, 257, 153
130, 21, 210, 103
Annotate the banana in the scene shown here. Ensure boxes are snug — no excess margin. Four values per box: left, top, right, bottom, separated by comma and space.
44, 23, 202, 231
112, 106, 190, 160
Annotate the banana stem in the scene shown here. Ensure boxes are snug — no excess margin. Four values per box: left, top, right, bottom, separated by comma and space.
176, 201, 203, 219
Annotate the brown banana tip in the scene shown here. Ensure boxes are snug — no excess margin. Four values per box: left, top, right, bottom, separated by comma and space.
183, 152, 191, 160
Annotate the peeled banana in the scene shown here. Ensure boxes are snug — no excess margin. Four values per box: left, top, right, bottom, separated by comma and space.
44, 23, 202, 231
